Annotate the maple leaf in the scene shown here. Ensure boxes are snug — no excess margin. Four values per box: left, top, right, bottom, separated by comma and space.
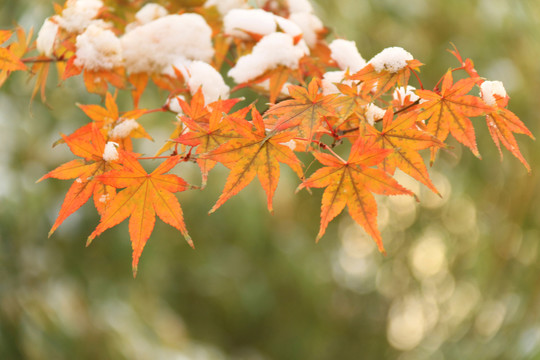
416, 71, 492, 163
298, 137, 414, 252
265, 78, 338, 147
78, 92, 150, 150
30, 61, 51, 103
0, 47, 26, 72
0, 28, 29, 86
362, 108, 443, 194
206, 108, 303, 214
63, 56, 125, 94
88, 152, 192, 276
38, 125, 119, 236
174, 100, 246, 187
129, 72, 149, 108
486, 107, 534, 172
157, 89, 241, 156
348, 59, 423, 99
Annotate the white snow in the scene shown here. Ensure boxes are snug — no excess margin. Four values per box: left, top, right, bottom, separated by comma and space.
275, 16, 303, 39
224, 9, 277, 39
256, 78, 292, 96
287, 0, 314, 13
329, 39, 366, 73
228, 32, 307, 83
186, 61, 230, 103
167, 95, 185, 114
393, 85, 419, 104
74, 24, 122, 71
57, 0, 103, 33
135, 3, 168, 24
109, 119, 140, 139
121, 14, 214, 74
205, 0, 248, 16
289, 12, 323, 47
163, 60, 230, 103
103, 141, 119, 162
36, 17, 59, 57
322, 70, 347, 95
280, 139, 297, 151
365, 103, 385, 125
480, 80, 507, 107
370, 46, 413, 73
224, 8, 304, 40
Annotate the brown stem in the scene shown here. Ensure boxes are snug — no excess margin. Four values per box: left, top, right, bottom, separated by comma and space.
21, 57, 66, 64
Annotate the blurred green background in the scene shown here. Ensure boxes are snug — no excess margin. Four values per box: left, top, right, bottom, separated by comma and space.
1, 0, 540, 359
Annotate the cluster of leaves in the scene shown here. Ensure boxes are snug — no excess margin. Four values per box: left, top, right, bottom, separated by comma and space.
0, 0, 533, 275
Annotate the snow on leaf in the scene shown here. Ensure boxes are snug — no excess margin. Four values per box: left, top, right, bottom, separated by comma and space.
348, 59, 422, 99
416, 71, 492, 163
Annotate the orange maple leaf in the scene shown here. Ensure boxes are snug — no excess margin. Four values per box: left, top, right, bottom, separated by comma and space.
416, 71, 492, 163
157, 89, 241, 156
38, 125, 119, 236
265, 78, 338, 147
175, 100, 246, 187
0, 29, 28, 76
206, 108, 303, 214
298, 137, 414, 252
78, 92, 150, 150
362, 108, 443, 194
486, 106, 534, 172
88, 152, 192, 276
348, 59, 423, 99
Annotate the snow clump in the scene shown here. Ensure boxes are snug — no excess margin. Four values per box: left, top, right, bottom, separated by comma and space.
228, 32, 308, 84
57, 0, 103, 33
329, 39, 366, 73
74, 24, 122, 71
135, 3, 168, 24
103, 141, 119, 162
287, 0, 314, 13
224, 9, 303, 39
480, 80, 507, 107
365, 103, 386, 125
370, 46, 413, 73
36, 17, 60, 56
393, 86, 420, 104
322, 70, 347, 95
109, 119, 140, 139
204, 0, 249, 16
288, 12, 323, 47
185, 61, 230, 103
121, 14, 214, 74
224, 9, 277, 39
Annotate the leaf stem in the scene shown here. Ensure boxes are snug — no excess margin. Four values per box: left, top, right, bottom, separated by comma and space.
21, 57, 66, 63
